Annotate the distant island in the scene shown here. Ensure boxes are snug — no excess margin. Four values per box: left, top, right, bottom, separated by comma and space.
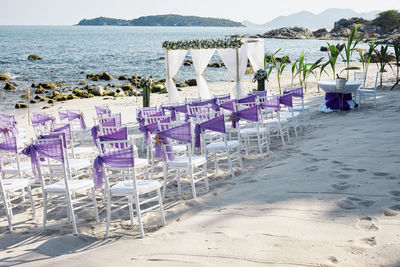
76, 14, 244, 27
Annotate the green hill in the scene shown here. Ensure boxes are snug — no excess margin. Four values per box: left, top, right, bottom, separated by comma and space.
77, 15, 244, 27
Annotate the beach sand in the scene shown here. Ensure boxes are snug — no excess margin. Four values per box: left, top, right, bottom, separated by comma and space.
1, 65, 400, 266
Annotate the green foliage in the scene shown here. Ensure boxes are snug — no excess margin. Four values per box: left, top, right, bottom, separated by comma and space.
342, 24, 362, 79
374, 44, 392, 86
372, 10, 400, 32
393, 41, 400, 84
162, 38, 243, 50
297, 57, 324, 92
358, 39, 378, 73
326, 43, 345, 79
252, 69, 269, 82
263, 49, 279, 77
276, 55, 289, 95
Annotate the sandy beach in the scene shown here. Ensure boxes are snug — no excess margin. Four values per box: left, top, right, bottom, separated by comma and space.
1, 64, 400, 266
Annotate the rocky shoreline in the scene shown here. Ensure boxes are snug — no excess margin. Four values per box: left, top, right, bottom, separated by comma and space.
233, 18, 400, 44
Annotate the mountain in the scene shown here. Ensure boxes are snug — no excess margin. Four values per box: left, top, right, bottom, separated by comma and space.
263, 8, 381, 30
241, 20, 264, 28
77, 14, 244, 27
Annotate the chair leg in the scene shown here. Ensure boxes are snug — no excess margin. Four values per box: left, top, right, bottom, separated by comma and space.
66, 194, 78, 235
27, 185, 36, 219
238, 147, 244, 174
157, 189, 166, 226
91, 188, 99, 223
257, 135, 264, 159
214, 153, 218, 174
3, 193, 13, 231
162, 165, 168, 200
128, 196, 135, 227
189, 166, 196, 199
204, 163, 209, 192
133, 194, 144, 238
105, 193, 111, 239
227, 149, 234, 178
42, 192, 48, 232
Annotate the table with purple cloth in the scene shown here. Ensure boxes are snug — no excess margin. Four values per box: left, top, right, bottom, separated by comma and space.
317, 80, 362, 112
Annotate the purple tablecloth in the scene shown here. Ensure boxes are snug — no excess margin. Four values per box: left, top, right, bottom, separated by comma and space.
325, 93, 358, 111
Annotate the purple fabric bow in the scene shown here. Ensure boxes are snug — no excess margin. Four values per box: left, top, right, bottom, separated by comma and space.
161, 106, 177, 121
91, 118, 117, 146
67, 110, 87, 130
95, 106, 111, 117
279, 94, 293, 107
0, 136, 18, 153
139, 118, 170, 146
21, 139, 64, 182
93, 146, 134, 190
154, 122, 191, 161
194, 115, 226, 148
98, 127, 128, 152
174, 104, 190, 121
229, 105, 259, 128
0, 126, 18, 137
260, 96, 281, 111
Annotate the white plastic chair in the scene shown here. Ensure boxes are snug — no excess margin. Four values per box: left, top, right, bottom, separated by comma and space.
97, 139, 165, 238
358, 72, 379, 108
30, 137, 99, 235
158, 122, 208, 199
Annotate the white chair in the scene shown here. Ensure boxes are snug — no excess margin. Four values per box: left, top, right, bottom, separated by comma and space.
0, 136, 36, 231
0, 136, 32, 179
198, 115, 243, 178
260, 96, 290, 146
25, 137, 99, 235
96, 139, 165, 238
185, 97, 201, 104
158, 122, 208, 199
233, 103, 270, 159
278, 93, 302, 137
358, 72, 378, 108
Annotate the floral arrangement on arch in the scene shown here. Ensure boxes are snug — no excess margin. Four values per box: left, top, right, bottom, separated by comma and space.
252, 69, 269, 82
162, 38, 243, 50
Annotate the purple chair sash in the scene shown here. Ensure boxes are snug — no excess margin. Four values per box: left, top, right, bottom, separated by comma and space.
91, 118, 117, 146
229, 105, 259, 128
58, 110, 69, 121
194, 115, 226, 148
284, 87, 303, 98
52, 124, 72, 140
93, 146, 134, 190
38, 132, 67, 148
67, 110, 87, 130
0, 136, 18, 153
260, 96, 281, 111
238, 95, 256, 104
98, 127, 128, 142
154, 122, 191, 161
174, 104, 190, 121
161, 106, 177, 121
139, 118, 170, 146
95, 106, 111, 117
220, 99, 238, 111
1, 125, 18, 137
31, 113, 55, 128
279, 94, 293, 107
21, 139, 64, 182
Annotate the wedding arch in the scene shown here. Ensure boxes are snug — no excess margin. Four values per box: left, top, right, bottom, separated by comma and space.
162, 38, 264, 103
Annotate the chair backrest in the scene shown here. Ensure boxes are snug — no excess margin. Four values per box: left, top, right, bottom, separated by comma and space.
97, 127, 129, 153
27, 137, 70, 189
95, 105, 111, 118
0, 135, 22, 178
354, 72, 367, 88
31, 113, 54, 136
156, 122, 192, 162
145, 115, 170, 125
213, 93, 230, 100
97, 113, 121, 127
58, 110, 69, 122
194, 115, 227, 152
185, 97, 201, 104
95, 140, 136, 190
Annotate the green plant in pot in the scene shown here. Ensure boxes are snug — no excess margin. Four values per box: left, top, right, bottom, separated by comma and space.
326, 42, 345, 79
139, 76, 154, 107
252, 69, 269, 91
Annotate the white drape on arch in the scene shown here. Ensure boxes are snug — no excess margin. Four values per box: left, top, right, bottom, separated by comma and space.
165, 49, 187, 103
190, 49, 215, 99
246, 39, 264, 72
218, 46, 248, 98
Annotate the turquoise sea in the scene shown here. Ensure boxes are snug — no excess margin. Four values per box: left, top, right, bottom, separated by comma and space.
0, 26, 366, 110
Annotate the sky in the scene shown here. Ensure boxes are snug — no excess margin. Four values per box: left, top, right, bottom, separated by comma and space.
0, 0, 399, 25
